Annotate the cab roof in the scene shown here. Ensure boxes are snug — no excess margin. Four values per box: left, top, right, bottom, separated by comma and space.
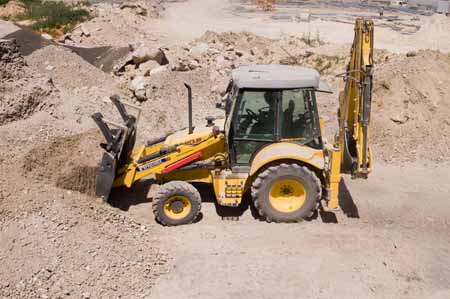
232, 64, 331, 92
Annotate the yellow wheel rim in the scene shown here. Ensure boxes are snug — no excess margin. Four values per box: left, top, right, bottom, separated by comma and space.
269, 178, 306, 213
163, 195, 192, 220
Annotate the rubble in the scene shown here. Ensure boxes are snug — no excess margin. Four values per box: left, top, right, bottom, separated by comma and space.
0, 39, 56, 125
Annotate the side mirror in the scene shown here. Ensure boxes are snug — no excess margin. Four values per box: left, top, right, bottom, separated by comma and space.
216, 102, 225, 109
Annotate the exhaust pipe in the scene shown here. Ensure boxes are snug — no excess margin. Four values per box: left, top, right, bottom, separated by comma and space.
184, 83, 193, 134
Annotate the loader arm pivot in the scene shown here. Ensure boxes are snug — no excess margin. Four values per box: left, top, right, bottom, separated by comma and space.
337, 18, 374, 178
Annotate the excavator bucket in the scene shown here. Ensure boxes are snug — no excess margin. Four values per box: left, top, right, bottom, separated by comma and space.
91, 95, 141, 201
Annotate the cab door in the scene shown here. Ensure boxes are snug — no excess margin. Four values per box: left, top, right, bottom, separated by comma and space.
228, 89, 281, 168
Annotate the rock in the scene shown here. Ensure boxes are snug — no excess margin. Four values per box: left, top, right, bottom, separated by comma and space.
134, 89, 147, 101
234, 49, 245, 57
189, 43, 209, 59
132, 47, 167, 65
173, 59, 190, 71
188, 60, 200, 70
150, 65, 169, 76
129, 76, 147, 101
129, 42, 143, 52
390, 113, 410, 124
138, 60, 159, 76
215, 55, 232, 69
80, 24, 90, 37
296, 13, 311, 22
120, 2, 147, 16
41, 33, 53, 40
406, 51, 417, 57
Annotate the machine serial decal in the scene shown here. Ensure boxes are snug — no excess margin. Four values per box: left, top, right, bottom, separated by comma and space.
137, 157, 169, 172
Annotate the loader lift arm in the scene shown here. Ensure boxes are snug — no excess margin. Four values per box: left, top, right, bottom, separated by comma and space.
327, 18, 374, 209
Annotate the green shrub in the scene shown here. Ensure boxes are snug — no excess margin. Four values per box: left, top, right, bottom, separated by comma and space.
0, 0, 11, 6
19, 0, 90, 34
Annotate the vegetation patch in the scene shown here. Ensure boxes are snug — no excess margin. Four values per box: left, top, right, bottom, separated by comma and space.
0, 0, 12, 6
16, 0, 90, 35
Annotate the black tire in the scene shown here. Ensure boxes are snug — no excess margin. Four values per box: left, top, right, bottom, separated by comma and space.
251, 163, 321, 223
152, 181, 201, 226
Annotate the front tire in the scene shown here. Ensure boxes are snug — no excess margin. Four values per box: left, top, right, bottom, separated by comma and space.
251, 163, 321, 222
152, 181, 201, 226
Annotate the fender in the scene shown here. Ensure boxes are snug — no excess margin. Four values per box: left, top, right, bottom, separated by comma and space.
249, 142, 325, 176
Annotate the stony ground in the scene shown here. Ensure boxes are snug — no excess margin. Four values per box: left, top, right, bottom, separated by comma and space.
1, 0, 450, 298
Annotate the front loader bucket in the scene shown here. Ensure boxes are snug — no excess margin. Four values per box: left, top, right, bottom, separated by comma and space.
96, 152, 117, 201
91, 95, 141, 201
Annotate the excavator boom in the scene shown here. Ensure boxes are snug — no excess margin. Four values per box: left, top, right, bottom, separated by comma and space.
338, 18, 374, 178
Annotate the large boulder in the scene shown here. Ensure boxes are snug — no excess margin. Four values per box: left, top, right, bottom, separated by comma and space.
132, 47, 167, 65
138, 60, 160, 76
129, 75, 147, 101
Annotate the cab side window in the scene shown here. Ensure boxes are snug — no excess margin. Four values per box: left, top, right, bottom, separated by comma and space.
281, 89, 314, 139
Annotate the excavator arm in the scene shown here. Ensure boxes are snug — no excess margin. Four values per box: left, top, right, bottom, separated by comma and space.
327, 18, 374, 209
338, 18, 374, 178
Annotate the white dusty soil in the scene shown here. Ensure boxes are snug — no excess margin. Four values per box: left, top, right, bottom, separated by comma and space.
153, 0, 450, 53
123, 163, 450, 299
1, 0, 450, 298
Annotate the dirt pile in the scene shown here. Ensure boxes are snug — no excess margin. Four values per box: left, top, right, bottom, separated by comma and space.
0, 39, 56, 125
0, 38, 25, 80
167, 31, 341, 76
26, 45, 115, 89
62, 1, 166, 47
115, 31, 349, 102
372, 50, 450, 162
22, 130, 102, 194
0, 180, 168, 299
0, 0, 25, 20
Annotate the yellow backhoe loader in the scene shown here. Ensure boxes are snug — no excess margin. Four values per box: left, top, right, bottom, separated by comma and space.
92, 19, 374, 226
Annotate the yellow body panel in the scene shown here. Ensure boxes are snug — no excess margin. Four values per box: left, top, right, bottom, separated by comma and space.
113, 123, 226, 187
249, 142, 325, 176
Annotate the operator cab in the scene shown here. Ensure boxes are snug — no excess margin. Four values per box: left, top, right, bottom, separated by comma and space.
224, 65, 332, 167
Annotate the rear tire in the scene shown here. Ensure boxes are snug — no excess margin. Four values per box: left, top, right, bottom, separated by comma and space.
152, 181, 201, 226
251, 163, 321, 222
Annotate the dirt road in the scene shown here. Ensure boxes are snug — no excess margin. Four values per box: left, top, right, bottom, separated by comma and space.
114, 163, 450, 299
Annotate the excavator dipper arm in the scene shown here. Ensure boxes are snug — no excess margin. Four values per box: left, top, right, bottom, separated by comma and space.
327, 18, 374, 209
338, 18, 374, 178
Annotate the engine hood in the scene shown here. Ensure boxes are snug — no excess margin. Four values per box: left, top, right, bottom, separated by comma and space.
164, 118, 225, 146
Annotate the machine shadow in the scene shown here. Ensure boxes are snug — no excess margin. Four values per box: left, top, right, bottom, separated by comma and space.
194, 183, 262, 220
338, 179, 360, 218
108, 179, 152, 211
318, 179, 360, 223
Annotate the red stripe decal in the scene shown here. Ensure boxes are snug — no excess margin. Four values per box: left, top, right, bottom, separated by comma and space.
162, 151, 203, 174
